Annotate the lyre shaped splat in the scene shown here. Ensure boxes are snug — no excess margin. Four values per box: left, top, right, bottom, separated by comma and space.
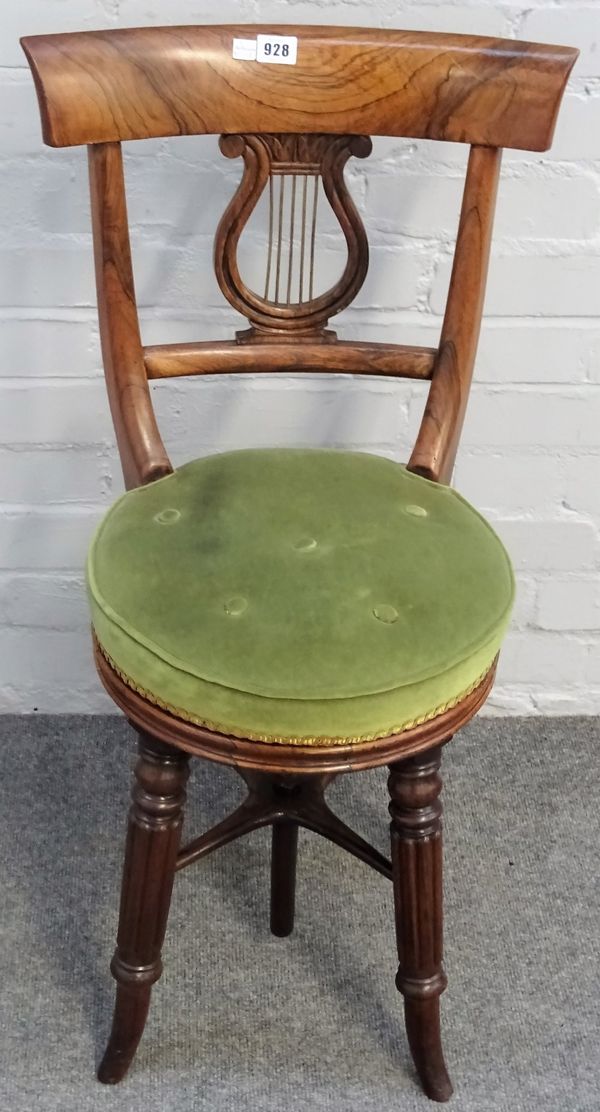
215, 133, 372, 341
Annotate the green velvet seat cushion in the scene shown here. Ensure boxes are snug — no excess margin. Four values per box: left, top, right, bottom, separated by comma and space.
87, 448, 514, 744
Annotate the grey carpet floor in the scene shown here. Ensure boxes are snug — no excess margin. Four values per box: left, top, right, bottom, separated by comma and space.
0, 715, 598, 1112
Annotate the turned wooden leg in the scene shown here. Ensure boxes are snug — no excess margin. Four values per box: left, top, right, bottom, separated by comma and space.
270, 820, 299, 937
97, 732, 190, 1084
388, 747, 453, 1103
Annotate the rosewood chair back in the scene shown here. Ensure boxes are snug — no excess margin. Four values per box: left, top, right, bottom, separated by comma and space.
22, 26, 577, 489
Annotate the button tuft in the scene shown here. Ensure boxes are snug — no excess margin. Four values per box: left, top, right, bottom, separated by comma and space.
224, 596, 248, 617
154, 508, 181, 525
373, 604, 399, 624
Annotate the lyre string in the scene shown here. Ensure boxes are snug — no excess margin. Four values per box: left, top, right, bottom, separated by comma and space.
264, 173, 274, 301
264, 171, 319, 305
286, 175, 297, 305
274, 173, 286, 303
298, 174, 308, 304
308, 174, 319, 303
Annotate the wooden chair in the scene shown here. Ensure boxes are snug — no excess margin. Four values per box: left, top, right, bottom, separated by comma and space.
22, 25, 576, 1102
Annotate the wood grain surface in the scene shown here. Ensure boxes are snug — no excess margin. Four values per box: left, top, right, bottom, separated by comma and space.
22, 26, 577, 150
88, 141, 172, 488
143, 340, 437, 379
409, 145, 502, 482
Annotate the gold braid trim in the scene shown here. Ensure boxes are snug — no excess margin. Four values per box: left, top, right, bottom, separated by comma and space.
96, 639, 492, 747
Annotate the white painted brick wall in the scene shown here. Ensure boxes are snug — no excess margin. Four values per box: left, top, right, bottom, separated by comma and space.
1, 0, 599, 716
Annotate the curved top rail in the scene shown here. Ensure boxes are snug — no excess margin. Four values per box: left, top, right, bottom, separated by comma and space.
21, 24, 577, 150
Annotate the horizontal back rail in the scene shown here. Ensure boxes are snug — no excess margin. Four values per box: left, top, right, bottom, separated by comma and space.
143, 341, 437, 380
22, 25, 577, 151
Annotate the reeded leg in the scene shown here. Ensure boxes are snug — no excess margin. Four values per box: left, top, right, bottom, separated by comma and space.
270, 820, 298, 937
97, 733, 190, 1084
388, 747, 453, 1103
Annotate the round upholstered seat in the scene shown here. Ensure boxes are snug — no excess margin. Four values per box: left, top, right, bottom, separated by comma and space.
87, 449, 514, 745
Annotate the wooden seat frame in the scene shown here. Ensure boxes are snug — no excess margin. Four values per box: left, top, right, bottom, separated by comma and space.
22, 25, 576, 1102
